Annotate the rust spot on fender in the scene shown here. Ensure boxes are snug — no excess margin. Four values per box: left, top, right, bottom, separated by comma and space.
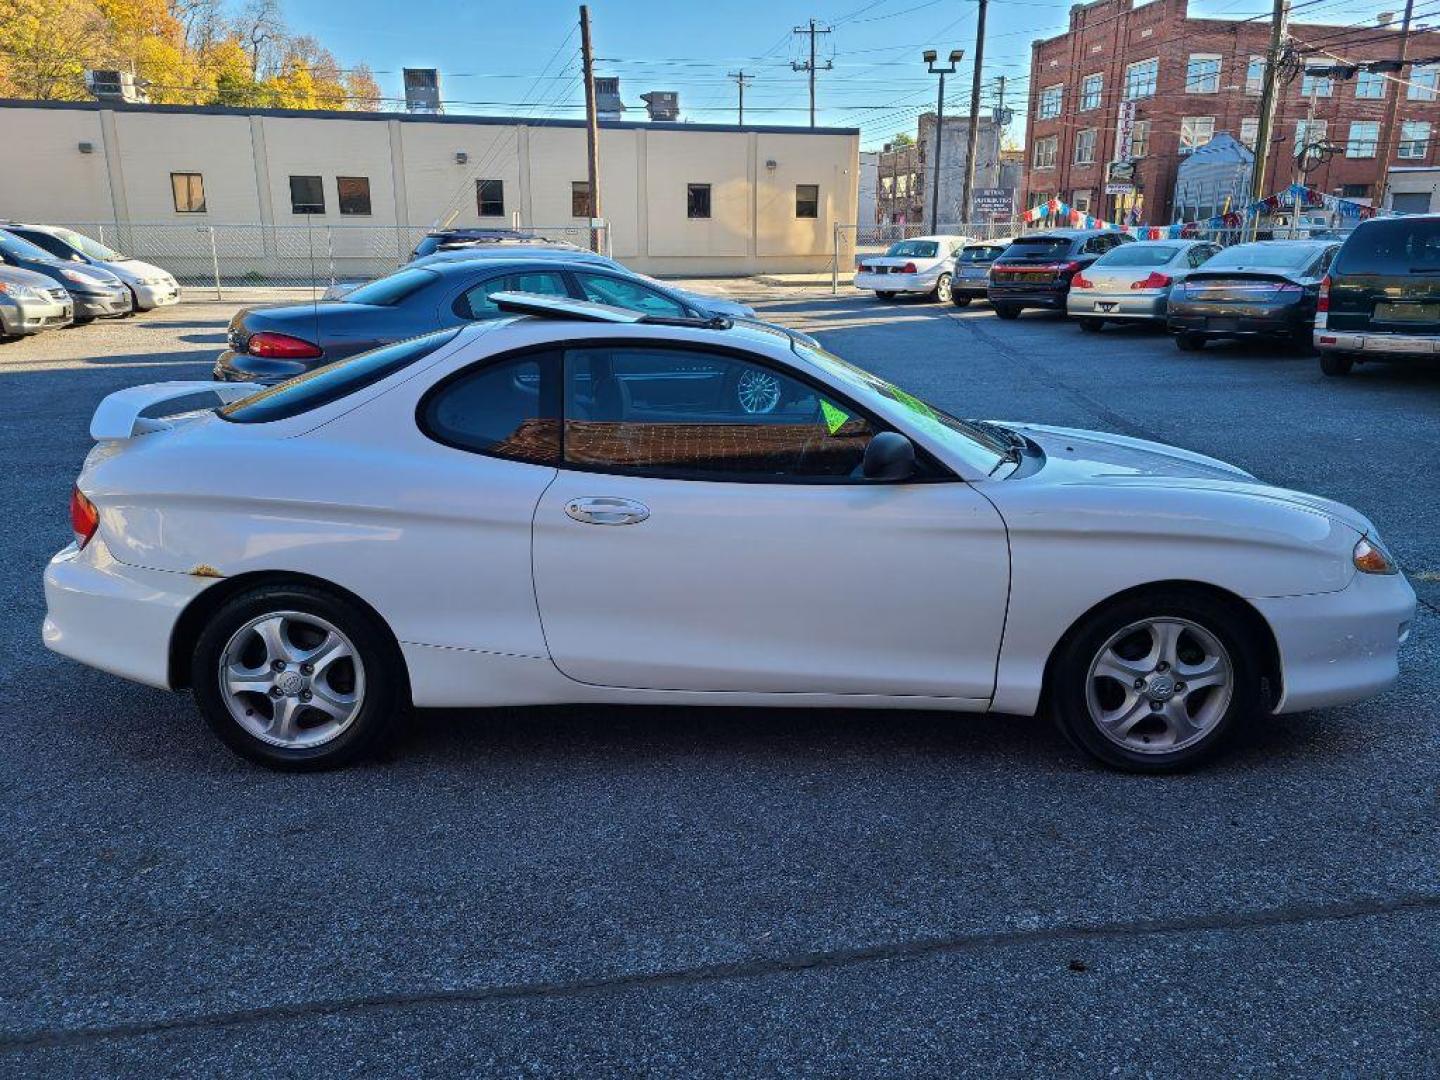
188, 564, 225, 579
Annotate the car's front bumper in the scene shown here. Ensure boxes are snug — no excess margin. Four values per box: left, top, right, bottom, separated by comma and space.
1253, 568, 1416, 714
854, 270, 937, 294
1314, 326, 1440, 359
72, 289, 133, 319
130, 281, 181, 309
0, 295, 73, 335
1066, 291, 1167, 320
43, 539, 215, 691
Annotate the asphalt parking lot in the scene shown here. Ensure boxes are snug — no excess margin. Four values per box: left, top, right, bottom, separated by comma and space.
2, 290, 1437, 1076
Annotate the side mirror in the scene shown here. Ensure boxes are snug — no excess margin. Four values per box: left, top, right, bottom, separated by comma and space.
862, 431, 917, 481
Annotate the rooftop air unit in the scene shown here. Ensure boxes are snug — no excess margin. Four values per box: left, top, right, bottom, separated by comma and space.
403, 68, 443, 114
594, 77, 625, 121
641, 90, 679, 123
85, 70, 149, 104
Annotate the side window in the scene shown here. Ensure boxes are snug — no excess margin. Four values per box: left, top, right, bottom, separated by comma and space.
419, 351, 561, 464
16, 231, 73, 260
455, 271, 568, 320
1187, 245, 1212, 269
562, 347, 876, 481
573, 272, 689, 317
1081, 236, 1106, 255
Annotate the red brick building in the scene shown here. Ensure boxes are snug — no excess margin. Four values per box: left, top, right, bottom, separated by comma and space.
1022, 0, 1440, 223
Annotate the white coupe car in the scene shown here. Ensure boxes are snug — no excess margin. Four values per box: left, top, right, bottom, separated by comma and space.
854, 236, 970, 303
45, 295, 1414, 772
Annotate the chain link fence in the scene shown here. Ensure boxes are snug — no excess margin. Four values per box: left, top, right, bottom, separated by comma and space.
51, 221, 612, 301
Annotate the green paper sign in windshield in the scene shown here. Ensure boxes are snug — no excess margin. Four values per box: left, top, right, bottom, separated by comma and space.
820, 399, 850, 435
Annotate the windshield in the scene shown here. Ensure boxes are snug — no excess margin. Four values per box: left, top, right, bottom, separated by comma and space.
54, 228, 125, 261
1095, 244, 1180, 267
343, 267, 438, 306
1202, 243, 1323, 271
792, 342, 1009, 475
0, 230, 62, 263
957, 246, 1002, 263
1002, 237, 1072, 259
885, 240, 939, 258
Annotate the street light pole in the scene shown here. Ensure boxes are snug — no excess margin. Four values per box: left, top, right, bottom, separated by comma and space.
924, 48, 963, 231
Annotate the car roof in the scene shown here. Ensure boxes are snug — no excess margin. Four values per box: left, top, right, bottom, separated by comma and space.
1014, 229, 1117, 239
413, 246, 611, 268
419, 255, 631, 279
4, 223, 64, 234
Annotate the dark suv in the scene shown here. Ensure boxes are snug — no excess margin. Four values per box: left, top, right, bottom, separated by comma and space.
1314, 215, 1440, 377
986, 229, 1134, 319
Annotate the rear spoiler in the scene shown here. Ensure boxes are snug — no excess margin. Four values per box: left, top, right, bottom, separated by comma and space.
90, 380, 264, 440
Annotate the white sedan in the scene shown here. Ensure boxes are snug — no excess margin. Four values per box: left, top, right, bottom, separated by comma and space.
45, 295, 1414, 772
854, 236, 970, 303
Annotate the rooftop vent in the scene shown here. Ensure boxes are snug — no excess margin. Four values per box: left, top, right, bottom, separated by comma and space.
403, 68, 443, 114
85, 70, 148, 104
641, 90, 679, 123
594, 77, 625, 121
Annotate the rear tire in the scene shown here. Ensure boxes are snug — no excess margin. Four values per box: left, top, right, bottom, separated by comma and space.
951, 294, 972, 307
1047, 589, 1260, 773
1175, 333, 1206, 352
1319, 351, 1354, 377
1078, 317, 1104, 333
993, 304, 1021, 320
191, 584, 404, 771
876, 291, 897, 300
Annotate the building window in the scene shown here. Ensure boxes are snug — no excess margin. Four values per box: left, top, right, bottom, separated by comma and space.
795, 184, 819, 218
1081, 73, 1102, 110
476, 179, 504, 217
1074, 129, 1098, 164
1340, 184, 1370, 200
1130, 120, 1150, 159
170, 172, 206, 213
686, 183, 711, 219
337, 176, 371, 216
289, 175, 324, 214
1300, 72, 1333, 98
1408, 64, 1439, 101
1033, 135, 1058, 169
1028, 192, 1052, 209
1180, 116, 1215, 154
1071, 190, 1092, 213
1239, 117, 1260, 150
571, 181, 593, 218
1245, 56, 1265, 95
1125, 58, 1158, 100
1355, 70, 1385, 99
1187, 54, 1221, 94
1346, 121, 1380, 158
1399, 121, 1431, 160
1038, 84, 1063, 119
1295, 119, 1328, 149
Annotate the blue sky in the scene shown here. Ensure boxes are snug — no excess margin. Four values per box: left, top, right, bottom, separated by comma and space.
288, 0, 1395, 148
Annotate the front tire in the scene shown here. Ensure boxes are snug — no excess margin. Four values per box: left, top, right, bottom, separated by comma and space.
191, 584, 404, 770
1048, 590, 1260, 773
932, 273, 952, 304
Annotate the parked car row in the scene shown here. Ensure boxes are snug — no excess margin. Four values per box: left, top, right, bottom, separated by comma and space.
0, 222, 180, 341
906, 218, 1439, 379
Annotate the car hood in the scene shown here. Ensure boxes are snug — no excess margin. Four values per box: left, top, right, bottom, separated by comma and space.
0, 265, 62, 289
105, 259, 171, 282
1006, 422, 1375, 535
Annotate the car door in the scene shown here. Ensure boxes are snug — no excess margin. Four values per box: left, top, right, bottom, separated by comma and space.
531, 342, 1011, 700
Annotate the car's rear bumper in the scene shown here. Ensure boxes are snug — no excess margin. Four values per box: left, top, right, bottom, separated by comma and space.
213, 349, 307, 384
987, 285, 1066, 309
1253, 569, 1416, 714
43, 539, 215, 691
854, 270, 936, 293
1314, 327, 1440, 359
1066, 291, 1167, 319
1168, 302, 1304, 338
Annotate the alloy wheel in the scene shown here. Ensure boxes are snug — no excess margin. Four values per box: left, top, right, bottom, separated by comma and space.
935, 274, 952, 303
218, 610, 366, 749
1083, 617, 1233, 754
735, 369, 783, 414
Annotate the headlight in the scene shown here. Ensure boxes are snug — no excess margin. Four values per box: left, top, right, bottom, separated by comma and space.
1353, 536, 1398, 575
59, 268, 91, 283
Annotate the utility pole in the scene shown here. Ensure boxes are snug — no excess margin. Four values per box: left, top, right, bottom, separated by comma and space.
579, 5, 602, 252
924, 49, 962, 230
1374, 0, 1415, 209
792, 19, 833, 128
728, 70, 753, 125
961, 0, 989, 227
1249, 0, 1291, 212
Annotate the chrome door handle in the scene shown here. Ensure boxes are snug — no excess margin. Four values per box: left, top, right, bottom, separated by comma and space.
565, 496, 650, 526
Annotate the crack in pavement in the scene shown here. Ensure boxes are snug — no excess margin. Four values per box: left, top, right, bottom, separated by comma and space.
4, 892, 1437, 1053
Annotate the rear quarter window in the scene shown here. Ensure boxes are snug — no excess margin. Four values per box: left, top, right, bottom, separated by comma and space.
220, 329, 461, 423
1332, 220, 1440, 275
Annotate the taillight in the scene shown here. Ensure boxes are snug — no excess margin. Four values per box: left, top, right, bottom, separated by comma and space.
247, 331, 322, 359
1072, 274, 1094, 290
1059, 261, 1082, 275
901, 262, 918, 274
70, 486, 99, 549
1131, 272, 1173, 291
1317, 274, 1330, 312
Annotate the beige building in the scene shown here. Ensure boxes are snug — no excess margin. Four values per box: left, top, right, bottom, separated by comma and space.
0, 100, 859, 277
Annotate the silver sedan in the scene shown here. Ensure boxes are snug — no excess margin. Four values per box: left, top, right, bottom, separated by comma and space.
1067, 240, 1222, 331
